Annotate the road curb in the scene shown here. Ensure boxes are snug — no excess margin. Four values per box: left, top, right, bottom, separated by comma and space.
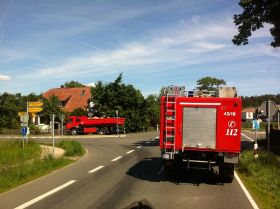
0, 134, 127, 139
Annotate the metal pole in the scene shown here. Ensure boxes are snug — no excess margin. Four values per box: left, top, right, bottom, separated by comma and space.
267, 101, 270, 152
277, 110, 280, 131
26, 101, 29, 144
61, 114, 64, 136
52, 114, 55, 157
23, 135, 25, 149
117, 112, 119, 137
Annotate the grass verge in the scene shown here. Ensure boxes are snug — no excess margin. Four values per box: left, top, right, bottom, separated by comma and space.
237, 150, 280, 209
0, 140, 84, 193
58, 140, 85, 156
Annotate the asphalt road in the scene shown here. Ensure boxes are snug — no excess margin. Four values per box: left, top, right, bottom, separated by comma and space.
0, 132, 257, 209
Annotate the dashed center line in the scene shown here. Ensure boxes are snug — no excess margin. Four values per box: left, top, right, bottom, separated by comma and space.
126, 150, 135, 154
111, 156, 122, 162
88, 166, 104, 174
137, 146, 142, 149
14, 180, 76, 209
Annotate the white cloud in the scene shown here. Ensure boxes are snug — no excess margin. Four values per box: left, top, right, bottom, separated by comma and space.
0, 74, 10, 80
86, 82, 95, 87
22, 14, 278, 82
5, 9, 279, 96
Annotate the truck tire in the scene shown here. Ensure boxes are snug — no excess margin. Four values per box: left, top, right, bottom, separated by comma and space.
163, 161, 174, 179
98, 127, 108, 135
220, 163, 234, 183
70, 128, 78, 135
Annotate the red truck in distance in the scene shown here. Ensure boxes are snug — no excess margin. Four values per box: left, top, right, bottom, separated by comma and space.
160, 86, 242, 182
66, 116, 125, 135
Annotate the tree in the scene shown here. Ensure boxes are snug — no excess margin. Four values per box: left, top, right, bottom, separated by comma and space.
62, 81, 85, 88
196, 76, 226, 91
233, 0, 280, 47
145, 95, 160, 128
0, 92, 42, 129
91, 74, 148, 132
42, 95, 63, 116
0, 93, 24, 129
71, 108, 87, 116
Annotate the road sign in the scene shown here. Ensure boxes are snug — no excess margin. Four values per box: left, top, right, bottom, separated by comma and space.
28, 101, 43, 108
18, 112, 26, 117
21, 127, 27, 136
21, 122, 28, 127
20, 114, 29, 123
28, 107, 43, 113
252, 119, 260, 130
259, 101, 278, 117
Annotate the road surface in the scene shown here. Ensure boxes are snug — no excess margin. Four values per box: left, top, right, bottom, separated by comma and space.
0, 132, 257, 209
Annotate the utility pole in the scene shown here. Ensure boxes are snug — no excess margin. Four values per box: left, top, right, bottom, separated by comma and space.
52, 114, 55, 157
26, 101, 29, 144
267, 101, 271, 152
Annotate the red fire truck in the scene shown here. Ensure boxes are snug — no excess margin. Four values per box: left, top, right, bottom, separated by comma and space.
66, 116, 125, 135
160, 86, 241, 182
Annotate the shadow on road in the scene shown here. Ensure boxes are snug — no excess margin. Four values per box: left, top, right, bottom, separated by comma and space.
126, 157, 224, 186
132, 139, 159, 147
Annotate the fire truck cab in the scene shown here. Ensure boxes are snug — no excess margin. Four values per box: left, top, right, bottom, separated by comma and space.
160, 86, 242, 182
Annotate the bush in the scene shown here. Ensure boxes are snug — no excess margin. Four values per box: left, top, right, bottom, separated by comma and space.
29, 124, 40, 135
58, 140, 85, 157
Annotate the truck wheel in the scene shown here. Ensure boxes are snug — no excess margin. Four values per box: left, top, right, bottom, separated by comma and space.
98, 127, 108, 135
70, 129, 78, 135
220, 163, 234, 183
164, 162, 173, 179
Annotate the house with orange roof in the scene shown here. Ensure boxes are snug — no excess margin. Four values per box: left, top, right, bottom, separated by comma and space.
43, 87, 91, 113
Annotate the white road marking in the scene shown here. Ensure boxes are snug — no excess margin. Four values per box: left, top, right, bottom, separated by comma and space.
126, 150, 135, 154
241, 133, 254, 142
14, 180, 76, 209
137, 146, 142, 149
88, 165, 104, 174
145, 141, 150, 144
156, 166, 164, 176
234, 171, 259, 209
111, 156, 122, 162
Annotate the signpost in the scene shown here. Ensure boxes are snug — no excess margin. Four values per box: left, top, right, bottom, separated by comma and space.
51, 114, 56, 157
252, 119, 260, 158
116, 110, 119, 137
259, 101, 278, 152
21, 126, 27, 149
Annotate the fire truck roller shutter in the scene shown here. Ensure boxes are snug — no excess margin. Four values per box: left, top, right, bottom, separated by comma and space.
183, 107, 216, 149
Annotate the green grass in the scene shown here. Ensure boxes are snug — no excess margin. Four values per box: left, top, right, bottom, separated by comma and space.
0, 140, 85, 193
237, 150, 280, 209
0, 141, 41, 166
58, 140, 86, 156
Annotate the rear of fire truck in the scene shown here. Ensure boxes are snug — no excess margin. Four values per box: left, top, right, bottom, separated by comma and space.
160, 86, 242, 182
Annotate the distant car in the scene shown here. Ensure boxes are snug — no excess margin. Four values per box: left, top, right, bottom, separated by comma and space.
37, 124, 50, 133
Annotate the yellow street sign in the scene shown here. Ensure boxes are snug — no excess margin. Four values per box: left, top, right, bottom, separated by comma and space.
18, 112, 27, 117
28, 101, 43, 108
28, 107, 43, 113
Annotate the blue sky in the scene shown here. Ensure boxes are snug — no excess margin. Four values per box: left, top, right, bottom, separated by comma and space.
0, 0, 279, 96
